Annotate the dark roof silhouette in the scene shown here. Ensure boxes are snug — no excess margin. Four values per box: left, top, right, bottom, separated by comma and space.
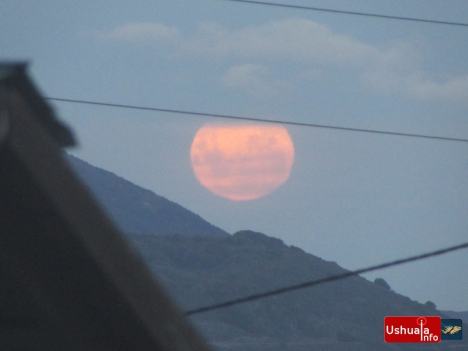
0, 62, 75, 147
0, 62, 211, 351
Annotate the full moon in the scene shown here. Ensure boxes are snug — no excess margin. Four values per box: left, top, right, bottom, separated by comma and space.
190, 124, 294, 201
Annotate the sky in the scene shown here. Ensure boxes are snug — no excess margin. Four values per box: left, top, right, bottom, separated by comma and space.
2, 0, 467, 311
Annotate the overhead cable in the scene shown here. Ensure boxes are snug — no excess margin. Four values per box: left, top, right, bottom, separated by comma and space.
223, 0, 468, 27
184, 240, 468, 315
46, 97, 468, 143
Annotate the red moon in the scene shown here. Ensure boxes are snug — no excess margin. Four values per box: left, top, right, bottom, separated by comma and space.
190, 124, 294, 201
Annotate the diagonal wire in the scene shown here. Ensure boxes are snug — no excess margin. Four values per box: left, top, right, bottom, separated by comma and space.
184, 241, 468, 315
223, 0, 468, 27
46, 97, 468, 143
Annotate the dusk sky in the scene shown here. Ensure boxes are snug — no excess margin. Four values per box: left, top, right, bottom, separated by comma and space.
2, 0, 467, 311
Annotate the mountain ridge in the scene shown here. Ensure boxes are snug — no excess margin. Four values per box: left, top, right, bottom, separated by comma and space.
67, 154, 466, 350
66, 153, 229, 238
129, 231, 465, 351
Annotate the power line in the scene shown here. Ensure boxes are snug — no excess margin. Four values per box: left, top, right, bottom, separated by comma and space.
184, 240, 468, 316
223, 0, 468, 27
46, 97, 468, 143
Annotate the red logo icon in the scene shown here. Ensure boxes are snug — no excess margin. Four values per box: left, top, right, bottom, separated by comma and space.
384, 316, 441, 343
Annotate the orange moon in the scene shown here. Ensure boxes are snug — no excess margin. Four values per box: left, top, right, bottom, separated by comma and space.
190, 124, 294, 201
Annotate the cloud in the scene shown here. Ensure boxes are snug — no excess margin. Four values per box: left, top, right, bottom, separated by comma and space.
100, 19, 391, 66
221, 64, 292, 97
179, 19, 378, 67
407, 74, 468, 100
364, 69, 468, 101
99, 22, 180, 44
101, 19, 468, 101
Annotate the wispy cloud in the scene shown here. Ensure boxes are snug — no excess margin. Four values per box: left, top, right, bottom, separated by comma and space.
364, 69, 468, 101
99, 22, 180, 44
98, 19, 394, 67
221, 64, 293, 98
100, 19, 468, 101
179, 19, 376, 66
407, 74, 468, 100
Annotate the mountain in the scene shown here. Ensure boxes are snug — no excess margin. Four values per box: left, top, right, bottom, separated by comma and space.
129, 231, 466, 351
66, 154, 229, 237
67, 155, 466, 350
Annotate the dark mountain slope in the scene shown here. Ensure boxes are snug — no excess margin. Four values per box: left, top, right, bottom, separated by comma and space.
129, 231, 465, 351
66, 154, 229, 237
66, 155, 464, 350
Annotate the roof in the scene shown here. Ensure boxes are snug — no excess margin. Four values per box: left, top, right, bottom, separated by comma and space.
0, 62, 75, 147
0, 61, 211, 350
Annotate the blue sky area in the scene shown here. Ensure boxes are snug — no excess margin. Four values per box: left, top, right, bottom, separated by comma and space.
2, 0, 467, 311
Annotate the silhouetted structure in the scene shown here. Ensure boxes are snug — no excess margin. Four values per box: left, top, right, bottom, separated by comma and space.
0, 62, 211, 351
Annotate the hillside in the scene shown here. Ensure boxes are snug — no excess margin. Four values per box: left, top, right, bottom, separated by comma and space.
129, 231, 466, 351
67, 155, 465, 350
66, 154, 228, 237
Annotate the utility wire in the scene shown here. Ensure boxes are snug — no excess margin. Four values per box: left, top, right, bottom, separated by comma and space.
223, 0, 468, 28
184, 240, 468, 316
46, 97, 468, 143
